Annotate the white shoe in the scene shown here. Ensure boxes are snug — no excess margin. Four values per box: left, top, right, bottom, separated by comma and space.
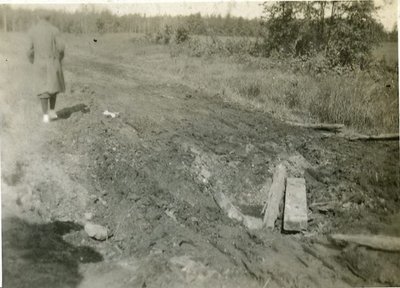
43, 114, 49, 123
49, 110, 58, 120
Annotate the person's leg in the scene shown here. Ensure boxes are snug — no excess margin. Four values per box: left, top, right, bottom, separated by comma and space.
39, 93, 50, 123
49, 93, 58, 120
49, 93, 57, 110
40, 98, 49, 114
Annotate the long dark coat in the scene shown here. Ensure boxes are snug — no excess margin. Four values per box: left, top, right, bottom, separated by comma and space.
28, 20, 65, 97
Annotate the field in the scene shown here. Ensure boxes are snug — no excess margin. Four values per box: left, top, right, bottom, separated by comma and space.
1, 33, 399, 288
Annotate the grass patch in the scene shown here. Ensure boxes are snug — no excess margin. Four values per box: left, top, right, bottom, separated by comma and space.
373, 42, 398, 67
167, 45, 398, 133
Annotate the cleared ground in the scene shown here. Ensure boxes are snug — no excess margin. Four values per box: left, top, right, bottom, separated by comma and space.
1, 33, 399, 288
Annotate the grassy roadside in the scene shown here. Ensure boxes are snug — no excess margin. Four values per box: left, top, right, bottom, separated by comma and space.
164, 39, 399, 134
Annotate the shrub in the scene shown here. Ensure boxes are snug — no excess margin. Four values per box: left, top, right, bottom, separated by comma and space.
155, 25, 172, 44
175, 27, 190, 44
237, 79, 262, 100
261, 1, 384, 69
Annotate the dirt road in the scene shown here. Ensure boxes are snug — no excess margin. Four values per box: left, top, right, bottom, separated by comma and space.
1, 33, 399, 288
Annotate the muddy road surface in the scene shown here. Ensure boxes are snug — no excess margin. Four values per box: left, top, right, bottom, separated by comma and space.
1, 34, 399, 288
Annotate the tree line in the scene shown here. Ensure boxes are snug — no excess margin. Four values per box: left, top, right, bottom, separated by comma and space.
261, 1, 396, 67
1, 3, 395, 41
1, 2, 396, 68
0, 4, 263, 37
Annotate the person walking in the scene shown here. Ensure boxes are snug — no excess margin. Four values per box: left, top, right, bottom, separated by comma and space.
28, 15, 65, 123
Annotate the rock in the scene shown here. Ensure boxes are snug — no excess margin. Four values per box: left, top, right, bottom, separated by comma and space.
342, 202, 352, 209
98, 197, 107, 206
84, 212, 93, 220
128, 193, 140, 201
243, 216, 263, 230
190, 217, 199, 223
84, 222, 109, 241
245, 143, 255, 154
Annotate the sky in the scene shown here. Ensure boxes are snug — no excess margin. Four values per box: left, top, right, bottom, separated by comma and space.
5, 0, 399, 31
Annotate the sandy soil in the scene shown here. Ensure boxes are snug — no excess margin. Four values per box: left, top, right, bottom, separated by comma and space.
1, 33, 399, 288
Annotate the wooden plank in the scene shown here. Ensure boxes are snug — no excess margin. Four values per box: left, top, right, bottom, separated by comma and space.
263, 164, 287, 229
284, 177, 308, 231
346, 133, 399, 141
329, 234, 400, 252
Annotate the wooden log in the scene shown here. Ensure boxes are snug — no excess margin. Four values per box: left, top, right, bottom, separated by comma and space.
329, 234, 400, 252
346, 133, 399, 141
263, 164, 287, 229
286, 121, 345, 132
213, 191, 244, 222
283, 178, 308, 231
213, 191, 263, 230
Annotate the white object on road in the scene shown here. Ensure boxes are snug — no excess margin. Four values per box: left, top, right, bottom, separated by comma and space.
84, 222, 109, 241
103, 110, 120, 118
43, 114, 49, 123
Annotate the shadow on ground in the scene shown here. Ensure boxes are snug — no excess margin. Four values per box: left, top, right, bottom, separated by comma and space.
2, 217, 103, 288
57, 104, 90, 119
